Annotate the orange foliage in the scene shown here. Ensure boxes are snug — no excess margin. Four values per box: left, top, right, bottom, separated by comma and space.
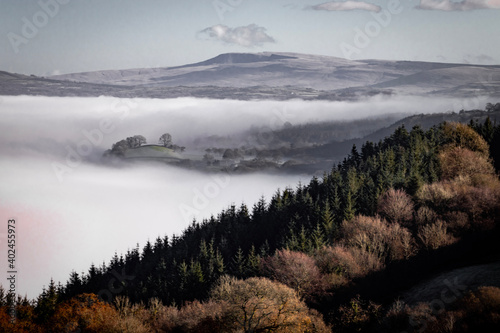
49, 293, 121, 333
211, 276, 330, 332
260, 249, 327, 300
0, 304, 42, 333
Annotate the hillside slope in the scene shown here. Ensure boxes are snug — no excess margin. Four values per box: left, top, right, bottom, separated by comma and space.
51, 52, 500, 95
2, 52, 500, 99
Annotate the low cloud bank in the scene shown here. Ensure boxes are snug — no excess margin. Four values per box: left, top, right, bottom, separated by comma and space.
0, 95, 489, 298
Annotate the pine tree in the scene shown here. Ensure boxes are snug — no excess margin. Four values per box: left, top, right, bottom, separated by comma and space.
350, 144, 361, 167
260, 240, 270, 257
320, 201, 336, 243
189, 259, 204, 285
232, 247, 246, 277
283, 222, 299, 251
35, 278, 59, 324
310, 223, 325, 250
343, 190, 356, 222
214, 248, 225, 276
407, 169, 424, 196
298, 225, 310, 253
178, 261, 189, 292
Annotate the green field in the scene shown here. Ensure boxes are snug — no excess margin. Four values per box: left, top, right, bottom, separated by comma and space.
123, 145, 185, 160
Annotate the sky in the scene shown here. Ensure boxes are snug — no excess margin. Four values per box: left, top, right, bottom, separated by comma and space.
0, 0, 499, 76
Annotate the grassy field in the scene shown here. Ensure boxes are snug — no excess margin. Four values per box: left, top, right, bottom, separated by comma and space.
123, 145, 185, 160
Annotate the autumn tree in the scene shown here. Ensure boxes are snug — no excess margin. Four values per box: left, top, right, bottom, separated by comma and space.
441, 122, 489, 156
342, 215, 415, 262
210, 276, 329, 332
438, 146, 495, 182
314, 245, 382, 279
417, 220, 455, 250
260, 249, 326, 300
377, 188, 415, 225
49, 293, 121, 333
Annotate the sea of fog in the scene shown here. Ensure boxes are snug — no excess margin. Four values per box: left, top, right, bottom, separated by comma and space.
0, 95, 488, 298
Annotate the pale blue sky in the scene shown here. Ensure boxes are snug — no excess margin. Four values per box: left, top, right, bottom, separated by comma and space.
0, 0, 499, 75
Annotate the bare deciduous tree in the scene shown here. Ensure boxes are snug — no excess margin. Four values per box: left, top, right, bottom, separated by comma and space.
260, 249, 326, 300
378, 188, 414, 225
210, 276, 329, 333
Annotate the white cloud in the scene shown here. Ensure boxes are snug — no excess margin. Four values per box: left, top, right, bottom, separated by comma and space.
198, 24, 275, 47
310, 1, 381, 13
416, 0, 500, 11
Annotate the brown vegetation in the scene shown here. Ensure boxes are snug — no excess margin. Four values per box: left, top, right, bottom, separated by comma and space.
441, 122, 490, 156
260, 249, 327, 301
378, 188, 414, 225
342, 215, 415, 262
383, 286, 500, 333
314, 245, 383, 280
439, 147, 494, 182
210, 276, 330, 332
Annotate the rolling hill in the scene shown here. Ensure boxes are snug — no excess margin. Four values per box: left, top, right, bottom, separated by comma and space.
1, 52, 499, 100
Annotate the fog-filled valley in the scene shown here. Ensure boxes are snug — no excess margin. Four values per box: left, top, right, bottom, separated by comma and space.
0, 94, 488, 298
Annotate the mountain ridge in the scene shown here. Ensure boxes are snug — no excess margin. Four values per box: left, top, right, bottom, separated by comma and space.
49, 52, 500, 92
1, 52, 500, 99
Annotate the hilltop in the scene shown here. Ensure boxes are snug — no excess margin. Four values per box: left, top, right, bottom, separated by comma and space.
1, 52, 499, 100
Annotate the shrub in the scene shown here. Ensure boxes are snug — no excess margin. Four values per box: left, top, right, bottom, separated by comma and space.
342, 215, 415, 262
342, 215, 390, 260
175, 300, 227, 332
417, 220, 455, 250
378, 188, 415, 225
317, 245, 383, 279
387, 223, 416, 261
441, 286, 500, 332
49, 293, 123, 333
260, 249, 327, 301
443, 211, 470, 235
439, 147, 494, 181
391, 286, 500, 333
414, 206, 438, 227
455, 185, 499, 230
417, 182, 456, 212
334, 295, 382, 333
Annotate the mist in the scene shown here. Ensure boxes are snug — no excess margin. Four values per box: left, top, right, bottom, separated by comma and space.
0, 94, 488, 298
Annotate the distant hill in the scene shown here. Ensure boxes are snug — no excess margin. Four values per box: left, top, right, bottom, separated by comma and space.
51, 52, 500, 96
287, 108, 500, 168
1, 52, 499, 100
